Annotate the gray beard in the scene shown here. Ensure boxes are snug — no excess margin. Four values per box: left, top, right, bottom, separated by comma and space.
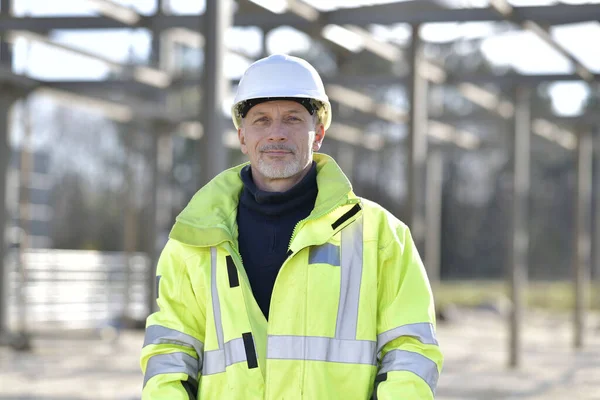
256, 155, 304, 179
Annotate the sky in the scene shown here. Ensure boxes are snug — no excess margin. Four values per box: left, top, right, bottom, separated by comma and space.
8, 0, 600, 117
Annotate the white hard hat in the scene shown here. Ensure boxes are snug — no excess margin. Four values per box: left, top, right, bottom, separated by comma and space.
231, 54, 332, 130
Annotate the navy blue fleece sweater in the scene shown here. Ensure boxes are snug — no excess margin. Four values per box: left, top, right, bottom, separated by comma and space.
236, 162, 317, 320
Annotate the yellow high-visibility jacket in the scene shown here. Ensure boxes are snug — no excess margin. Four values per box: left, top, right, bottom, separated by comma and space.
140, 153, 443, 399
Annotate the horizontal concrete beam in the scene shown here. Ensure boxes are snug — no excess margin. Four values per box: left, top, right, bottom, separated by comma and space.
0, 4, 597, 33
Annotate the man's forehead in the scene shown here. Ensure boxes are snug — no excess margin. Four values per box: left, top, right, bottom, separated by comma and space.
247, 100, 307, 115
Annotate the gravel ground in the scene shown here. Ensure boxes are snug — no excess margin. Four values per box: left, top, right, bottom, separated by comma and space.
0, 308, 598, 400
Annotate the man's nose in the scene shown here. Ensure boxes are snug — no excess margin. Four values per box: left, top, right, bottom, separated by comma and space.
267, 119, 288, 141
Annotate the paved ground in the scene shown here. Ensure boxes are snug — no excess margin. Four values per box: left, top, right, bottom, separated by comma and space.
0, 308, 599, 399
435, 309, 600, 400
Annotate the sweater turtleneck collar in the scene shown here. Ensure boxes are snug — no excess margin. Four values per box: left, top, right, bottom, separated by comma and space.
239, 161, 318, 217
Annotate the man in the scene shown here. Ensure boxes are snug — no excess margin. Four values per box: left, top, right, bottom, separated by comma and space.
140, 54, 443, 399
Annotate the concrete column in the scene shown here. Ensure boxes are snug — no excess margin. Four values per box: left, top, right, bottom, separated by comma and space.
152, 0, 165, 68
574, 126, 593, 349
156, 131, 174, 253
200, 0, 232, 185
425, 150, 443, 289
0, 0, 11, 63
593, 127, 600, 287
0, 92, 12, 339
122, 127, 137, 318
159, 0, 168, 13
144, 0, 180, 316
145, 126, 173, 316
146, 129, 159, 315
407, 24, 428, 250
0, 0, 14, 343
508, 86, 531, 368
261, 28, 271, 57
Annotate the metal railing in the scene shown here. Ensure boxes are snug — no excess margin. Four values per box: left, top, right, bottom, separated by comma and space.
6, 249, 151, 335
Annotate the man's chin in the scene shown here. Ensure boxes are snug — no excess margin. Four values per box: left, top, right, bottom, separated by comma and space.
257, 163, 299, 180
261, 170, 294, 179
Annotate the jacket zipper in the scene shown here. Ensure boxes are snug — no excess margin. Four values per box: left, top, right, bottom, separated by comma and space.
286, 196, 361, 253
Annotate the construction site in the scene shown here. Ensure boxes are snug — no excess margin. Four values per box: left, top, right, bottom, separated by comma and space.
0, 0, 600, 399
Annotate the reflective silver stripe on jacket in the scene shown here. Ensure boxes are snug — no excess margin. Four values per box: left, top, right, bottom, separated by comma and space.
379, 349, 439, 394
211, 247, 225, 350
143, 325, 204, 362
207, 247, 251, 375
267, 335, 376, 365
202, 337, 249, 375
336, 215, 364, 340
144, 352, 199, 387
377, 323, 439, 354
309, 242, 340, 266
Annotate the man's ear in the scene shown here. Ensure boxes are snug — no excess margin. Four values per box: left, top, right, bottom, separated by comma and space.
238, 127, 248, 154
312, 123, 325, 151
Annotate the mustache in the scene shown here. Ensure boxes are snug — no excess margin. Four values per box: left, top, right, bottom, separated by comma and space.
260, 144, 295, 153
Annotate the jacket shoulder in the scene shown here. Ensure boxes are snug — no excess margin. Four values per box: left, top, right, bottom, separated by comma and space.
159, 238, 211, 270
163, 238, 200, 257
358, 197, 410, 247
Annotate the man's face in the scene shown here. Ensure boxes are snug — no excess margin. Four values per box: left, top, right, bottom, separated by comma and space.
238, 100, 325, 182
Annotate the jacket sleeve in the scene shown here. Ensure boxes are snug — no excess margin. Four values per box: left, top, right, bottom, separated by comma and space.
373, 224, 443, 399
140, 240, 207, 400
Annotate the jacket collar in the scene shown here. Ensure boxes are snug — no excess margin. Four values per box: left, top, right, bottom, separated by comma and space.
169, 153, 358, 248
